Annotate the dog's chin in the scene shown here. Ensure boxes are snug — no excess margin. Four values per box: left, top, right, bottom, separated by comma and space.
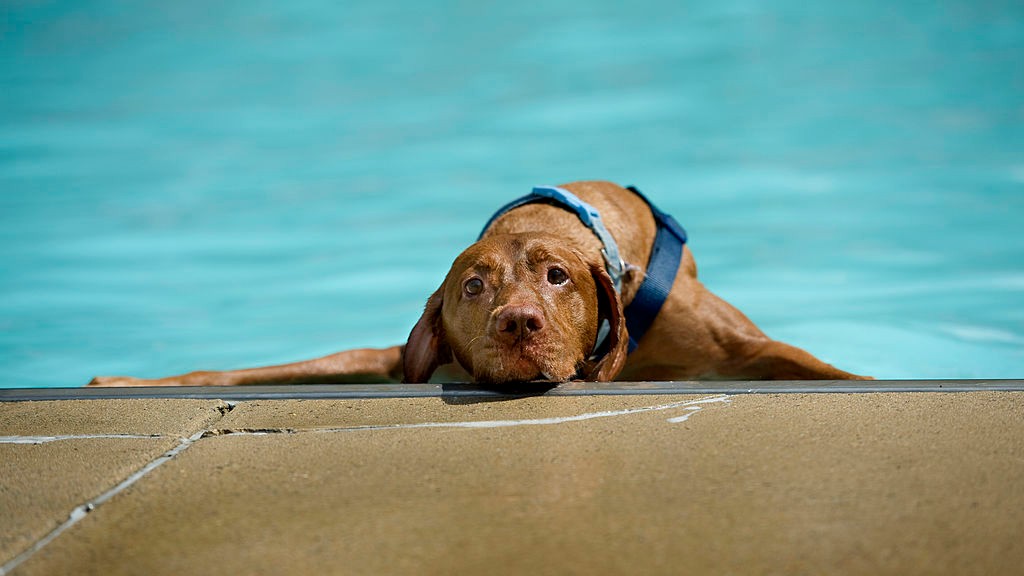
471, 344, 578, 385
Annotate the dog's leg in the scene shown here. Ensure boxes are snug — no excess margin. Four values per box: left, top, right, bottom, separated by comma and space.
733, 340, 871, 380
87, 346, 405, 387
658, 284, 871, 381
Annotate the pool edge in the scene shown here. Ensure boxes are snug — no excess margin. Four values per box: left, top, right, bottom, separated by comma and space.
2, 379, 1023, 401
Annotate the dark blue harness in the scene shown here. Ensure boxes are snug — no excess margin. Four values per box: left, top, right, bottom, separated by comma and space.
479, 185, 687, 353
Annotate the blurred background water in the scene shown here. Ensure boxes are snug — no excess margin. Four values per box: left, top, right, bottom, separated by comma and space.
1, 0, 1022, 387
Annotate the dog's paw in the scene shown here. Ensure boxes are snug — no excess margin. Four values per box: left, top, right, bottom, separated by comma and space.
87, 376, 146, 387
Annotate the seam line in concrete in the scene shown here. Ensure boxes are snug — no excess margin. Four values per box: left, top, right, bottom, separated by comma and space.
0, 434, 166, 445
202, 395, 732, 438
335, 394, 732, 431
0, 403, 236, 575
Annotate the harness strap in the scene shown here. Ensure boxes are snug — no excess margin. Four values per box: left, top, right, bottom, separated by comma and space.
622, 186, 687, 352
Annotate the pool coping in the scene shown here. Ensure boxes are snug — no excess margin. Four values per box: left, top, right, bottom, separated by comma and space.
2, 379, 1023, 401
3, 383, 1024, 574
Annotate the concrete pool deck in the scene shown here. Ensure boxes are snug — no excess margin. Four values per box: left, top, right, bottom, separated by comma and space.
2, 381, 1023, 575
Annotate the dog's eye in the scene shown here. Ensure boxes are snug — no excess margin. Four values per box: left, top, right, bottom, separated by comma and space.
464, 277, 484, 296
547, 267, 569, 286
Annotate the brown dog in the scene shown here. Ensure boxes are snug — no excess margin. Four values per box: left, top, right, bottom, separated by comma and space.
90, 181, 868, 387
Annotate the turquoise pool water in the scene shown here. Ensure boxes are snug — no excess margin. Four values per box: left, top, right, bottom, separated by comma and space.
2, 1, 1022, 387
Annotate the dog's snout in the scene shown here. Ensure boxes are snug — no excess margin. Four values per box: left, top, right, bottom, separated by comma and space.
495, 304, 545, 341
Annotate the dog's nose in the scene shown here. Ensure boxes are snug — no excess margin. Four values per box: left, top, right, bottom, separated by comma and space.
495, 304, 545, 341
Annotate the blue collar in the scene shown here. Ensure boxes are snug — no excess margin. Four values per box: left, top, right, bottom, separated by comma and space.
480, 186, 627, 291
480, 185, 687, 354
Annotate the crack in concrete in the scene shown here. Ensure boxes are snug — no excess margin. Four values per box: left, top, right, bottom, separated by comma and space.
0, 401, 234, 576
1, 395, 730, 574
202, 427, 297, 437
333, 395, 732, 431
0, 434, 166, 445
200, 394, 732, 436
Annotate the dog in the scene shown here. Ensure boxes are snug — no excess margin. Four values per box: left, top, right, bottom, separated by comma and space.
89, 181, 869, 387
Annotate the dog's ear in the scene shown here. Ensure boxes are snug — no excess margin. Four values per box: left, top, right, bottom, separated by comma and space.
402, 288, 452, 383
581, 263, 629, 381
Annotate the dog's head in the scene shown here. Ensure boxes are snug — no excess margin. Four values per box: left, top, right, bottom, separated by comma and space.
403, 233, 628, 384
